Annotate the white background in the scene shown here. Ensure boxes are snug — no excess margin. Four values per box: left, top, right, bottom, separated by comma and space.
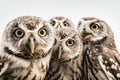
0, 0, 120, 52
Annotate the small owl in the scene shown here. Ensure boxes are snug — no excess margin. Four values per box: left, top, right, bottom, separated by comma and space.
45, 27, 83, 80
48, 16, 75, 29
76, 17, 120, 80
0, 16, 54, 80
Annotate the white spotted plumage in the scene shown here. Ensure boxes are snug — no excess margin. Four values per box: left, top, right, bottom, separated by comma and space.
76, 17, 120, 80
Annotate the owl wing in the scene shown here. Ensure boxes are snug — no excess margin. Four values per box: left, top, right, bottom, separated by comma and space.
0, 56, 9, 76
98, 47, 120, 80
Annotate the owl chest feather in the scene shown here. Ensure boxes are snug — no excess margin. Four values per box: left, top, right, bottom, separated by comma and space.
45, 55, 82, 80
83, 45, 108, 80
2, 58, 49, 80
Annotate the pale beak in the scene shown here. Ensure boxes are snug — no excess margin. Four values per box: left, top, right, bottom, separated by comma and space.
29, 37, 35, 54
58, 46, 62, 59
57, 24, 61, 28
80, 31, 83, 36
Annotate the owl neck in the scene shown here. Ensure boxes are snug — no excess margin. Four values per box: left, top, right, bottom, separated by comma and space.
103, 27, 117, 50
103, 37, 116, 50
84, 37, 116, 50
85, 27, 117, 50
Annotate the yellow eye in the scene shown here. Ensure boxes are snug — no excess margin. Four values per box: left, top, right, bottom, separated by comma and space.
63, 21, 69, 26
90, 23, 99, 30
14, 28, 24, 38
38, 28, 47, 37
66, 39, 75, 47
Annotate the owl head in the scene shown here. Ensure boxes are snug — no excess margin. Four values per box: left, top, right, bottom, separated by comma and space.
48, 16, 74, 29
76, 17, 116, 48
2, 16, 54, 59
52, 27, 83, 62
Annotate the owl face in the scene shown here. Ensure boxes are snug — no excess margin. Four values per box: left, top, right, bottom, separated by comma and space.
49, 16, 74, 29
2, 16, 54, 59
77, 17, 109, 44
52, 27, 83, 62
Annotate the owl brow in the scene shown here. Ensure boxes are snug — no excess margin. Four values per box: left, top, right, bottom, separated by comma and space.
55, 16, 64, 20
11, 22, 19, 28
95, 20, 104, 23
59, 31, 67, 39
25, 23, 36, 30
82, 17, 100, 21
41, 25, 47, 28
82, 17, 95, 21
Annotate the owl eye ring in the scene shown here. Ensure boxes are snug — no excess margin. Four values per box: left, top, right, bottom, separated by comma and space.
90, 23, 99, 30
14, 28, 24, 38
66, 39, 75, 47
63, 21, 69, 26
50, 20, 56, 26
38, 28, 47, 37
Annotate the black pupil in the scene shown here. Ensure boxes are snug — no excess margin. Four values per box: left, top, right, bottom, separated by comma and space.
68, 40, 73, 45
17, 30, 22, 35
92, 25, 97, 29
51, 21, 55, 26
64, 22, 68, 26
40, 30, 45, 35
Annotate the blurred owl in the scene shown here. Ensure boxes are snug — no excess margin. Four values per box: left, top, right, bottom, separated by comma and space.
76, 17, 120, 80
48, 16, 75, 29
0, 16, 54, 80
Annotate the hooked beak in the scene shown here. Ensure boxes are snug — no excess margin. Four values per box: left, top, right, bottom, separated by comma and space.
80, 31, 83, 36
29, 37, 35, 54
81, 28, 92, 37
79, 27, 86, 36
57, 24, 61, 28
58, 46, 62, 59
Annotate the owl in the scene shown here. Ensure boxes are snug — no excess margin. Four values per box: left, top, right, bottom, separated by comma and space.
0, 16, 54, 80
76, 17, 120, 80
45, 27, 83, 80
48, 16, 75, 29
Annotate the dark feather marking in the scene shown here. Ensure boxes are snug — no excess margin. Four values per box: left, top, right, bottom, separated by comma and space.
69, 67, 75, 74
77, 63, 82, 76
4, 47, 49, 60
86, 47, 99, 80
18, 76, 22, 80
59, 31, 67, 39
22, 70, 31, 80
62, 55, 79, 63
45, 64, 61, 80
0, 56, 8, 72
52, 74, 61, 80
69, 67, 75, 79
26, 23, 36, 30
32, 75, 36, 80
81, 49, 88, 80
